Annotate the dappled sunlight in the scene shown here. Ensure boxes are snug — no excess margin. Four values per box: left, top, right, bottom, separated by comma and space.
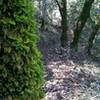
43, 58, 100, 100
1, 0, 100, 99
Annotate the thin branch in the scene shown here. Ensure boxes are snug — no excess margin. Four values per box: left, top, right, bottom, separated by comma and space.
55, 0, 63, 16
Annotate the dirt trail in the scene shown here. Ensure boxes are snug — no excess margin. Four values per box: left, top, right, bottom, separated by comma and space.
38, 29, 100, 100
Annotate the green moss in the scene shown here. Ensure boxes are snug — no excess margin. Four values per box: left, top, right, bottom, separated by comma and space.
0, 0, 44, 99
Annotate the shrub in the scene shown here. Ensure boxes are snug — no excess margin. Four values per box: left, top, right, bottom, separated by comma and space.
0, 0, 44, 99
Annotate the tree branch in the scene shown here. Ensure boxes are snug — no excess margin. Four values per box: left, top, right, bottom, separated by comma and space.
55, 0, 63, 16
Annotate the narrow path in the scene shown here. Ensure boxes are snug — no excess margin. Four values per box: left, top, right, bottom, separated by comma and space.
38, 30, 100, 100
42, 47, 100, 100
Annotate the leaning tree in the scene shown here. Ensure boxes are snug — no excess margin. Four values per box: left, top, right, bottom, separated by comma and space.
71, 0, 94, 50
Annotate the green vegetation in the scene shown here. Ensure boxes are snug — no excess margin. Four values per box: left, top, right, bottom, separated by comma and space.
0, 0, 44, 99
0, 0, 100, 100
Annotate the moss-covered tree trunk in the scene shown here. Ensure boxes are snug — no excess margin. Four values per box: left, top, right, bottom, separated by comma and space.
55, 0, 67, 47
87, 23, 100, 55
0, 0, 44, 99
71, 0, 94, 50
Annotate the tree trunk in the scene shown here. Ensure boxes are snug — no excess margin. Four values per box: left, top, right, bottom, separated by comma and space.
71, 0, 94, 50
41, 0, 48, 31
60, 0, 67, 47
41, 18, 45, 30
55, 0, 67, 47
87, 24, 100, 55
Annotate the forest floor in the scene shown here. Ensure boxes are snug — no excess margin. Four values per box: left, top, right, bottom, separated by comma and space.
38, 26, 100, 100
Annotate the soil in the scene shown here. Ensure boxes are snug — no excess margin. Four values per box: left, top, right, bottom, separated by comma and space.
38, 27, 100, 100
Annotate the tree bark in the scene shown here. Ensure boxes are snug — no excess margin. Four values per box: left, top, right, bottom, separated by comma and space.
55, 0, 67, 47
60, 0, 67, 47
87, 23, 100, 55
41, 0, 48, 31
71, 0, 94, 50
